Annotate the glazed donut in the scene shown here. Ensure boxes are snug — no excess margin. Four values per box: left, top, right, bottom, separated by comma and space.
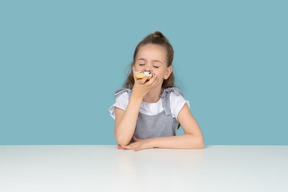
135, 70, 155, 80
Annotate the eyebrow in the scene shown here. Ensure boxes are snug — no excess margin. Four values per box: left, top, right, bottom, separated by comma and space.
137, 58, 163, 64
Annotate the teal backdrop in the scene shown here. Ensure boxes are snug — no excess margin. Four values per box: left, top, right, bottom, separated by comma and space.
0, 0, 287, 145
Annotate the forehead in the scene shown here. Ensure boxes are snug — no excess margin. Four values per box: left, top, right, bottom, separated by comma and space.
136, 44, 166, 62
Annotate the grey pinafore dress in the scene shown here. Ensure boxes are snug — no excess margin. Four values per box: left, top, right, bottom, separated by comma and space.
114, 87, 183, 143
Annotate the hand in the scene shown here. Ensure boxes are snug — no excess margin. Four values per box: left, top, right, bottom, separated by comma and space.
131, 71, 158, 99
117, 136, 155, 151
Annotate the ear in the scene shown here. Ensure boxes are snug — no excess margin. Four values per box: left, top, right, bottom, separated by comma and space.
164, 66, 173, 80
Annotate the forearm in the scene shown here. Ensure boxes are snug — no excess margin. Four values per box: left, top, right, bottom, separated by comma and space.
115, 94, 143, 145
151, 134, 204, 149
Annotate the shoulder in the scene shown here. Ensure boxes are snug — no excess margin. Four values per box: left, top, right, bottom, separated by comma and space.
113, 88, 131, 104
166, 87, 190, 119
168, 87, 189, 107
169, 92, 190, 108
109, 88, 131, 119
114, 88, 132, 97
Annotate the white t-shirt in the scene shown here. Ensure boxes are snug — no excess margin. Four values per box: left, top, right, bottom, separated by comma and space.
109, 91, 190, 121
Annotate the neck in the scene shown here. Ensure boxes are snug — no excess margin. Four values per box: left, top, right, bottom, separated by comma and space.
143, 86, 162, 103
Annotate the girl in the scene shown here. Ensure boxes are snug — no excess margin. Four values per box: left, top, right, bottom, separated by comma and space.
109, 31, 204, 151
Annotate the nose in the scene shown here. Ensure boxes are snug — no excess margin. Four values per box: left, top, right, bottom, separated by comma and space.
144, 66, 152, 72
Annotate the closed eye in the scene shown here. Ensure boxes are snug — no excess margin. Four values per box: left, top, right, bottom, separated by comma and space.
139, 64, 145, 66
154, 66, 159, 68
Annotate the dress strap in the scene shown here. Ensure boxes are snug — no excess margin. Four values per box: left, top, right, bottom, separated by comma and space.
160, 87, 183, 116
114, 88, 132, 98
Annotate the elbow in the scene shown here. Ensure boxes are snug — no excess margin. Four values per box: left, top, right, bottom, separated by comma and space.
117, 140, 130, 146
189, 134, 204, 149
195, 134, 205, 149
114, 125, 133, 146
197, 137, 205, 149
115, 135, 132, 146
115, 137, 127, 146
193, 141, 204, 149
197, 141, 205, 149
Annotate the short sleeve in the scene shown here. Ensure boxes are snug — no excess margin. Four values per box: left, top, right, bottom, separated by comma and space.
108, 92, 129, 120
169, 92, 190, 120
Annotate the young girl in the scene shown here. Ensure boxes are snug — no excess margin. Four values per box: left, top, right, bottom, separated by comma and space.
109, 31, 204, 151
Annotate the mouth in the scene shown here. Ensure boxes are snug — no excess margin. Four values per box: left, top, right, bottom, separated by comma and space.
135, 70, 155, 80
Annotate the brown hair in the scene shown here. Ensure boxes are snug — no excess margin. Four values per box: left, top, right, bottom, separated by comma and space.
123, 31, 181, 130
123, 31, 175, 89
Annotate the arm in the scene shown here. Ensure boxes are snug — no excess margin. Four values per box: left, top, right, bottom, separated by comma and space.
150, 104, 204, 149
114, 94, 142, 146
115, 74, 159, 146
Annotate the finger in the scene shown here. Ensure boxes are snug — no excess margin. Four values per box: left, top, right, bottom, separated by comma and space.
121, 144, 132, 149
150, 76, 158, 87
125, 143, 138, 149
132, 146, 138, 151
145, 75, 157, 85
140, 75, 148, 84
117, 145, 125, 149
134, 146, 141, 151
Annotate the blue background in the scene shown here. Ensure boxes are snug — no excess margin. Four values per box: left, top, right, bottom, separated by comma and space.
0, 0, 287, 145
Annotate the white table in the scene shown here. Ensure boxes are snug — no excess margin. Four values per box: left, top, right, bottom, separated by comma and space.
0, 145, 287, 192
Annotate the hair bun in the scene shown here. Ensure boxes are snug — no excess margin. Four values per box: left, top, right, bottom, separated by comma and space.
153, 31, 165, 39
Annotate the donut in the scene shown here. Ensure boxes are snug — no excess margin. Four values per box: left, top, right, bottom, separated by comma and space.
135, 71, 155, 80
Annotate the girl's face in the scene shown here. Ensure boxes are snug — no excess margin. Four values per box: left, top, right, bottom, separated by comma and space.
133, 44, 172, 87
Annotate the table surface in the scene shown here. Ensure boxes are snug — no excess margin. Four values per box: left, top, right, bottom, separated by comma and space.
1, 145, 287, 192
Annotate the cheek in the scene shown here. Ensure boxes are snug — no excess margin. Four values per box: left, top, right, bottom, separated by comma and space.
136, 65, 144, 69
154, 72, 164, 79
155, 70, 165, 77
134, 66, 142, 71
